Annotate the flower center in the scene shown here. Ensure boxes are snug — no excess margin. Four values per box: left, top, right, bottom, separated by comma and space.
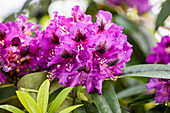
51, 33, 60, 44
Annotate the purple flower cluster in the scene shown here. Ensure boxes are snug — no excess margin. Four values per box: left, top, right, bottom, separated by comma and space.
146, 78, 170, 104
106, 0, 151, 14
147, 36, 170, 64
147, 35, 170, 104
40, 6, 133, 94
0, 15, 43, 76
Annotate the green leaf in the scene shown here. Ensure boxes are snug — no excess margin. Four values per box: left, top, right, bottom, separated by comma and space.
120, 64, 170, 79
147, 104, 167, 113
16, 91, 41, 113
121, 71, 170, 79
128, 94, 155, 106
59, 104, 83, 113
82, 101, 99, 113
37, 79, 50, 113
39, 15, 50, 29
155, 0, 170, 30
17, 72, 48, 90
102, 81, 121, 113
49, 87, 64, 105
90, 93, 113, 113
90, 81, 121, 113
164, 107, 170, 113
122, 64, 170, 74
117, 85, 147, 98
0, 105, 24, 113
48, 87, 73, 113
0, 85, 17, 104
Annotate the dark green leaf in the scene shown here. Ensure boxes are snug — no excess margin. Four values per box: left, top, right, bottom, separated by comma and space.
90, 93, 113, 113
147, 104, 167, 113
164, 107, 170, 113
82, 101, 99, 113
102, 81, 121, 113
121, 71, 170, 79
155, 0, 170, 30
90, 81, 121, 113
128, 94, 155, 106
0, 85, 17, 104
117, 85, 147, 98
122, 64, 170, 74
17, 72, 48, 90
120, 64, 170, 79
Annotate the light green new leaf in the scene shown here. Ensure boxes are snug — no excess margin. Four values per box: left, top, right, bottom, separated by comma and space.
37, 79, 50, 113
59, 104, 83, 113
16, 91, 41, 113
48, 87, 73, 113
0, 105, 24, 113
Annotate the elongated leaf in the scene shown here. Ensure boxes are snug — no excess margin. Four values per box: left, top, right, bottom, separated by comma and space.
17, 72, 48, 90
49, 87, 64, 105
117, 85, 147, 98
128, 94, 155, 106
147, 104, 167, 113
121, 71, 170, 79
16, 91, 41, 113
122, 64, 170, 74
121, 64, 170, 79
48, 87, 73, 113
73, 99, 86, 113
102, 81, 121, 113
0, 105, 24, 113
91, 93, 113, 113
37, 79, 50, 113
59, 104, 83, 113
82, 101, 99, 113
155, 0, 170, 30
164, 107, 170, 113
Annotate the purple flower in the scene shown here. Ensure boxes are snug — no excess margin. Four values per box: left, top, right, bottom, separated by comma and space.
40, 6, 132, 94
146, 78, 170, 104
147, 36, 170, 64
106, 0, 151, 14
147, 35, 170, 104
0, 15, 43, 76
0, 72, 6, 85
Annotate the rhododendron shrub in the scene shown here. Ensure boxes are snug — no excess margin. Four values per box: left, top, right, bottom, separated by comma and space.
0, 1, 170, 112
